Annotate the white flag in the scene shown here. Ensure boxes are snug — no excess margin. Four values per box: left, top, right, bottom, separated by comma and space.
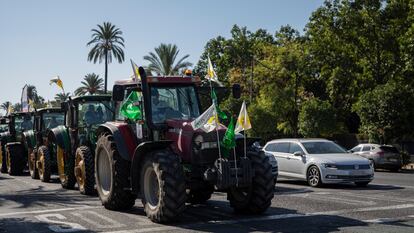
235, 101, 252, 134
191, 104, 218, 133
206, 56, 222, 86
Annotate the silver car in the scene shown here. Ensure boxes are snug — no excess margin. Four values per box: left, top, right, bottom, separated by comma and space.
263, 139, 374, 187
350, 144, 402, 171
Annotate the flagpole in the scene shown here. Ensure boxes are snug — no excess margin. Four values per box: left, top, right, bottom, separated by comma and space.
207, 55, 222, 160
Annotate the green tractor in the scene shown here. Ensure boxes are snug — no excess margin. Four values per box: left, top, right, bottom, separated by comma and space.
24, 107, 65, 181
94, 68, 274, 223
47, 95, 114, 195
0, 112, 34, 175
0, 117, 10, 173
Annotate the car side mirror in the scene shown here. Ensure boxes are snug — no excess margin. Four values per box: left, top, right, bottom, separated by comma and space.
112, 85, 125, 102
348, 150, 354, 153
232, 83, 241, 99
293, 151, 303, 156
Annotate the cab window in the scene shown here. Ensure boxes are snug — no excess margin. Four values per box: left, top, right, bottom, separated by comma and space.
362, 146, 371, 152
274, 142, 290, 153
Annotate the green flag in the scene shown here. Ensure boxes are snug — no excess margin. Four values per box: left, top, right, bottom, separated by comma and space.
211, 88, 227, 120
120, 91, 142, 120
221, 117, 236, 158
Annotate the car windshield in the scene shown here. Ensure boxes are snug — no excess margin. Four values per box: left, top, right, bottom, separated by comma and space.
43, 112, 64, 129
302, 141, 347, 154
150, 86, 200, 124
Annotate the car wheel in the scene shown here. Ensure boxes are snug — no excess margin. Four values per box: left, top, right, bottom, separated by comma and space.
307, 165, 322, 187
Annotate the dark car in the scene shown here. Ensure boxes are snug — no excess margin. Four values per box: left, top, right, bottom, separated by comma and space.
350, 143, 402, 171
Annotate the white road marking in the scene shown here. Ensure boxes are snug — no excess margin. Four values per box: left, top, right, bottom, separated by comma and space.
103, 226, 180, 233
72, 210, 125, 228
0, 206, 98, 218
290, 193, 376, 206
337, 191, 413, 203
363, 215, 414, 224
35, 213, 87, 232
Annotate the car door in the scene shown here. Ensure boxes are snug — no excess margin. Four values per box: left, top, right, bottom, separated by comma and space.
265, 142, 290, 173
285, 142, 307, 177
359, 146, 371, 159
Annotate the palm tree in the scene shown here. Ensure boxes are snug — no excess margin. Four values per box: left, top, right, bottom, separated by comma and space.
1, 101, 11, 115
144, 43, 192, 75
55, 92, 71, 103
87, 22, 125, 93
75, 73, 104, 96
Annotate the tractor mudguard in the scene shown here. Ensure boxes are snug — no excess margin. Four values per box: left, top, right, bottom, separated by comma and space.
97, 122, 138, 162
130, 140, 173, 194
48, 125, 71, 152
0, 132, 11, 143
23, 130, 36, 149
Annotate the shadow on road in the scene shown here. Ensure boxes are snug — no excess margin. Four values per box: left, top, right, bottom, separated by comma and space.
0, 217, 96, 233
277, 179, 404, 191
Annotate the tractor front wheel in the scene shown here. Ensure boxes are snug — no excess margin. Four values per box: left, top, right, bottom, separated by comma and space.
38, 146, 51, 182
140, 150, 186, 223
56, 145, 76, 189
227, 151, 274, 214
75, 146, 95, 195
0, 144, 7, 173
95, 134, 136, 210
28, 148, 39, 179
6, 144, 25, 176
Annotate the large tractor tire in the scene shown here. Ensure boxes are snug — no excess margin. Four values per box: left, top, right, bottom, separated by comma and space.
56, 145, 76, 189
37, 146, 51, 182
95, 134, 136, 210
75, 146, 95, 195
227, 151, 274, 214
6, 144, 25, 176
187, 184, 214, 204
140, 150, 187, 223
0, 144, 7, 173
28, 148, 39, 179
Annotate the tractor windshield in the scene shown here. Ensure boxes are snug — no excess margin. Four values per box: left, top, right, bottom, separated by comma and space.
150, 86, 200, 124
42, 112, 64, 130
15, 114, 34, 132
78, 101, 114, 127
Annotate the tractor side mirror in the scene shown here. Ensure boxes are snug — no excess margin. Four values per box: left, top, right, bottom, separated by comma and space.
112, 85, 125, 102
232, 83, 241, 99
60, 102, 68, 111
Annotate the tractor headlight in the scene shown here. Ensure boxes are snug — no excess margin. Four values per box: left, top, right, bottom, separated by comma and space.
194, 135, 204, 148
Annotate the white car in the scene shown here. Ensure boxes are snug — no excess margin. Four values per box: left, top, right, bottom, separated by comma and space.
263, 139, 374, 187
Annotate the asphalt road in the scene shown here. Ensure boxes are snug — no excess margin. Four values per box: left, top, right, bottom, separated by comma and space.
0, 169, 413, 233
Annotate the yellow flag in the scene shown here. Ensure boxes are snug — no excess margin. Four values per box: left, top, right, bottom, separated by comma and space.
235, 101, 251, 133
50, 76, 64, 90
207, 56, 217, 79
28, 99, 34, 109
130, 59, 141, 81
7, 105, 13, 115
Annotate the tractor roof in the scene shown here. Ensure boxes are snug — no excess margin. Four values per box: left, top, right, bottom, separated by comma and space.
70, 94, 112, 103
36, 107, 64, 114
9, 111, 33, 117
114, 76, 201, 87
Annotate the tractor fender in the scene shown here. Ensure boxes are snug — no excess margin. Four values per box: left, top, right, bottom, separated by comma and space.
130, 140, 173, 194
23, 130, 36, 149
48, 125, 71, 152
0, 132, 11, 143
96, 122, 138, 161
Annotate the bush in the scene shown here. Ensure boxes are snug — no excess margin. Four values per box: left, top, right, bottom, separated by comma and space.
298, 97, 336, 138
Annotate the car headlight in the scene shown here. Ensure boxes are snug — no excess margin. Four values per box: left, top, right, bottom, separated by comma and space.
323, 163, 337, 169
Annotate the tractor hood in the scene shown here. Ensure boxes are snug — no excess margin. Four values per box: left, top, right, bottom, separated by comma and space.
165, 119, 226, 163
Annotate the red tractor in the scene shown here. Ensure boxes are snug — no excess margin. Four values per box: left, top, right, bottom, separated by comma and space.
94, 67, 274, 223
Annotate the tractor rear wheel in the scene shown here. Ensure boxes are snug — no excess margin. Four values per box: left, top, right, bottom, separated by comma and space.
75, 146, 95, 195
95, 134, 136, 210
227, 151, 274, 214
38, 146, 51, 182
56, 145, 76, 189
140, 150, 186, 223
28, 148, 39, 179
0, 144, 7, 173
6, 144, 25, 176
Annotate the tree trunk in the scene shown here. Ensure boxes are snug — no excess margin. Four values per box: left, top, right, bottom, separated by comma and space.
104, 50, 108, 94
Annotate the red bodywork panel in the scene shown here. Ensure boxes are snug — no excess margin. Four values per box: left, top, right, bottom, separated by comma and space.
165, 119, 226, 163
112, 122, 138, 159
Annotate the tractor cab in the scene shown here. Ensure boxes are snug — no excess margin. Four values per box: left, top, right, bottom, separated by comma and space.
0, 117, 9, 133
8, 112, 34, 141
62, 95, 114, 148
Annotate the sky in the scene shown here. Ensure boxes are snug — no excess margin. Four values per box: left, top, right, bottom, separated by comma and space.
0, 0, 324, 112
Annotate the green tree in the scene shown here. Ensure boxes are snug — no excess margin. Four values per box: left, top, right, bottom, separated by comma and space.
143, 43, 192, 75
87, 22, 125, 93
75, 73, 104, 96
298, 97, 336, 138
1, 101, 11, 115
55, 92, 71, 103
353, 81, 414, 144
